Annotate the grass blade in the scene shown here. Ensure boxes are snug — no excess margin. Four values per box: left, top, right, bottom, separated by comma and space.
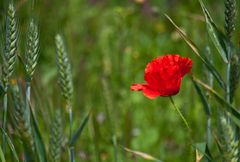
69, 112, 90, 146
192, 142, 213, 162
165, 14, 226, 89
192, 76, 240, 125
29, 104, 48, 162
199, 0, 231, 62
1, 128, 19, 162
192, 80, 211, 116
0, 146, 6, 162
121, 146, 163, 162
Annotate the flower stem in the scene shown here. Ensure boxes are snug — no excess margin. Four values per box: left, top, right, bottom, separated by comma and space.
169, 97, 190, 131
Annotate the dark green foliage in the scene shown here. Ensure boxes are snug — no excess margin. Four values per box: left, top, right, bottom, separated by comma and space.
0, 0, 240, 161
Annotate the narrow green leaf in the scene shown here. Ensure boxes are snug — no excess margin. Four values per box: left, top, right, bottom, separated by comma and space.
121, 146, 163, 162
192, 76, 240, 126
69, 112, 90, 146
212, 132, 224, 155
29, 105, 47, 162
199, 0, 230, 62
1, 128, 19, 162
192, 142, 213, 161
192, 80, 211, 116
165, 14, 225, 89
0, 146, 6, 162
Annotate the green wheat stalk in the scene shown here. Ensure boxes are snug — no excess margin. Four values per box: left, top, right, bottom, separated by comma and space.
55, 34, 73, 105
55, 34, 74, 161
1, 1, 18, 152
24, 18, 40, 138
2, 2, 18, 88
49, 110, 64, 162
25, 18, 39, 82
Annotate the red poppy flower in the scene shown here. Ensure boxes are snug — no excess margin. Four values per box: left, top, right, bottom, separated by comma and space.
131, 54, 192, 99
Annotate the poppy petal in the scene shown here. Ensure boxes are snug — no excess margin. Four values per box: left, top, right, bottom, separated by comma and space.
142, 86, 161, 99
130, 83, 147, 91
131, 54, 192, 98
180, 57, 192, 76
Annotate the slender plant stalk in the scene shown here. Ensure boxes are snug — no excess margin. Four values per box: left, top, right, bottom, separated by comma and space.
226, 62, 231, 103
69, 147, 75, 162
90, 113, 102, 162
206, 46, 213, 146
25, 82, 31, 124
26, 82, 31, 103
169, 97, 190, 131
67, 104, 74, 162
207, 117, 211, 144
2, 89, 7, 131
101, 77, 119, 162
67, 104, 73, 141
2, 93, 8, 152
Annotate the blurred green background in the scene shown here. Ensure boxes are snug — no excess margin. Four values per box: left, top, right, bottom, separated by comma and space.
0, 0, 240, 161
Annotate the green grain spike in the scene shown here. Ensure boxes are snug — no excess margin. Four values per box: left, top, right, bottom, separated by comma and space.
221, 117, 239, 162
49, 110, 64, 162
2, 2, 18, 90
224, 0, 236, 39
229, 54, 240, 103
25, 19, 40, 81
10, 83, 35, 161
55, 34, 73, 104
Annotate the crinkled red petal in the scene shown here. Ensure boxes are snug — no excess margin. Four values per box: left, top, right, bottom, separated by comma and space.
131, 54, 193, 98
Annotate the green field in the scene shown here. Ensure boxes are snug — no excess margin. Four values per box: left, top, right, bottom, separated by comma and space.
0, 0, 240, 162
